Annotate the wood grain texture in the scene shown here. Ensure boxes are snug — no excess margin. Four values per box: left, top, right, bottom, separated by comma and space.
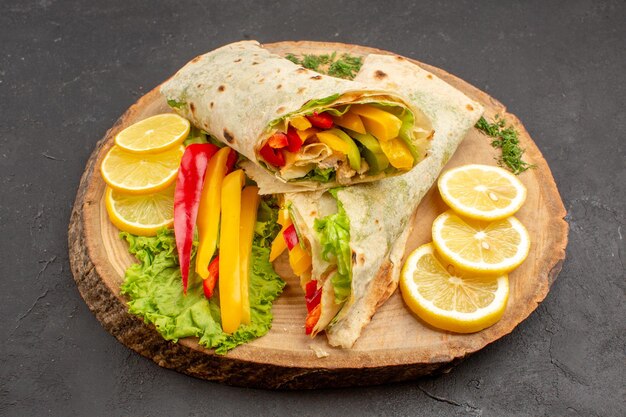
68, 41, 568, 389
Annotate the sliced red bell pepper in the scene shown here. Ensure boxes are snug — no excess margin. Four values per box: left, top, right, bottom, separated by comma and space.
306, 111, 334, 129
286, 126, 304, 152
267, 132, 289, 149
225, 148, 238, 173
259, 142, 285, 167
305, 280, 322, 313
203, 255, 220, 299
305, 304, 322, 335
174, 143, 219, 293
283, 224, 299, 251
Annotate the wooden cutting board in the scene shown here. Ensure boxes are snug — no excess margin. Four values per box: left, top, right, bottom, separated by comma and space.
68, 41, 568, 389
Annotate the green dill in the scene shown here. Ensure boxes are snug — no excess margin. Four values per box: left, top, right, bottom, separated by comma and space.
328, 54, 363, 79
285, 53, 300, 64
475, 115, 535, 175
284, 52, 362, 80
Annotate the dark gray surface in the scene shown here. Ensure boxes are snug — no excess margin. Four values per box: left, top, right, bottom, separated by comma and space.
1, 0, 624, 415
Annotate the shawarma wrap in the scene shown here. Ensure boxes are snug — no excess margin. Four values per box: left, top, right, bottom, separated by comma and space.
160, 41, 433, 191
266, 54, 484, 347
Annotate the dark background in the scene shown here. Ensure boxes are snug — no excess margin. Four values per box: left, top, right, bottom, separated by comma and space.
1, 0, 624, 416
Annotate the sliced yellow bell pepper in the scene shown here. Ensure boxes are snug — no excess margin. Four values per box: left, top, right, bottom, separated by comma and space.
195, 147, 231, 279
333, 112, 366, 134
296, 128, 319, 141
290, 116, 312, 131
350, 104, 402, 141
219, 169, 245, 334
239, 186, 260, 325
379, 138, 414, 170
289, 244, 312, 276
277, 206, 290, 226
316, 131, 350, 154
269, 219, 291, 262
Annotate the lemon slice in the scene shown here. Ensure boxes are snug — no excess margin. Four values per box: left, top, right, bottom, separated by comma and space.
105, 185, 175, 236
400, 243, 509, 333
432, 210, 530, 274
100, 145, 184, 194
438, 164, 527, 220
114, 114, 190, 154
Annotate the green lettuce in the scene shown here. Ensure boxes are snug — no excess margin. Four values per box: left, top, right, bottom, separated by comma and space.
301, 167, 335, 183
119, 201, 284, 355
313, 188, 351, 303
267, 93, 342, 129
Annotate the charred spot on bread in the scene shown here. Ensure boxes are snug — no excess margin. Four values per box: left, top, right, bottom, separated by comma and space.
223, 129, 234, 143
218, 85, 225, 92
310, 75, 322, 80
374, 70, 387, 79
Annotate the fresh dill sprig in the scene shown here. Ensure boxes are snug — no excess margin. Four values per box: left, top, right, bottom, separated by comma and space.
284, 52, 362, 80
475, 115, 535, 175
285, 53, 300, 64
328, 54, 363, 79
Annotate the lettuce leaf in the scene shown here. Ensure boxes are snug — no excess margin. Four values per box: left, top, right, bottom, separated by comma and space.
313, 188, 351, 303
301, 166, 335, 183
119, 201, 284, 355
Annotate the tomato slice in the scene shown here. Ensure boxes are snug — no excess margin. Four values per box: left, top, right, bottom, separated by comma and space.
267, 133, 289, 149
306, 112, 334, 129
305, 304, 322, 335
283, 224, 299, 251
305, 280, 322, 312
259, 142, 285, 167
286, 126, 303, 152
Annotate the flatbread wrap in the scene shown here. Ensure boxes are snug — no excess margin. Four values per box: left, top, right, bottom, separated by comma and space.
267, 54, 484, 347
160, 41, 433, 191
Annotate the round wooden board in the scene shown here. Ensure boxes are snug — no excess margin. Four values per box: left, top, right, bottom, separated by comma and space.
68, 41, 568, 389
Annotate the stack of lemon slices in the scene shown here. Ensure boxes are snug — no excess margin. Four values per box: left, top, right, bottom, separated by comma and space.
400, 164, 530, 333
100, 114, 190, 236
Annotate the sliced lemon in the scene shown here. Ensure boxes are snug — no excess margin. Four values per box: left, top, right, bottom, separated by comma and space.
114, 114, 190, 154
438, 164, 527, 220
105, 185, 175, 236
400, 243, 509, 333
432, 210, 530, 274
100, 145, 184, 194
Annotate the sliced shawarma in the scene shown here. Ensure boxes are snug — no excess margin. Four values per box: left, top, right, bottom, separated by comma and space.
269, 54, 484, 348
160, 41, 433, 191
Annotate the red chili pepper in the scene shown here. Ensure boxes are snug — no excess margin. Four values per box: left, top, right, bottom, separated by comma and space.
202, 255, 220, 299
306, 111, 334, 129
267, 132, 289, 149
286, 126, 303, 152
174, 143, 218, 293
305, 280, 322, 313
283, 224, 299, 251
259, 142, 285, 167
305, 304, 322, 335
225, 148, 238, 173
